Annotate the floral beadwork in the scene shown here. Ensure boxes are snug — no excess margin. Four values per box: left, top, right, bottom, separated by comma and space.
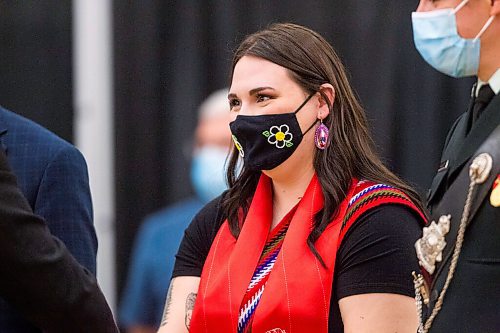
262, 125, 293, 149
232, 135, 244, 157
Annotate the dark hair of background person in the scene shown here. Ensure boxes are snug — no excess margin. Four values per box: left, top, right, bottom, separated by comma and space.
223, 23, 426, 262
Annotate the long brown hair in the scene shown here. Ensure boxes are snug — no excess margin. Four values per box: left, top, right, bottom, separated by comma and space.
223, 23, 425, 262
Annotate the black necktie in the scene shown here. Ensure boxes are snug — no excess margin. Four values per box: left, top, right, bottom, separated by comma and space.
473, 84, 495, 123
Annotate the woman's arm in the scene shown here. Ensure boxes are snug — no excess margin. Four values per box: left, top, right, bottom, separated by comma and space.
339, 293, 418, 333
157, 276, 200, 333
335, 205, 424, 333
156, 196, 224, 332
156, 195, 225, 333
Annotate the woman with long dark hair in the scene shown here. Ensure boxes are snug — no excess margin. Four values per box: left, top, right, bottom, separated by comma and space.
158, 23, 426, 333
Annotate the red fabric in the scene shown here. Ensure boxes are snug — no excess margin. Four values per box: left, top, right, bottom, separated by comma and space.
190, 176, 424, 333
339, 181, 426, 242
238, 209, 295, 332
190, 174, 355, 333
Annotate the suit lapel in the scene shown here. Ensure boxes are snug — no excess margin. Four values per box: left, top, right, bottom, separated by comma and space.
449, 93, 500, 177
427, 103, 472, 205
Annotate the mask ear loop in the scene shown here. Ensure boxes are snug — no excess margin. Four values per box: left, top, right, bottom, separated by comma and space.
294, 93, 318, 135
473, 15, 496, 41
452, 0, 469, 15
303, 119, 319, 135
293, 93, 315, 114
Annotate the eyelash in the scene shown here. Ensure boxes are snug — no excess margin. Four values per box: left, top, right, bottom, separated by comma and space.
228, 93, 273, 110
256, 94, 271, 103
229, 99, 240, 110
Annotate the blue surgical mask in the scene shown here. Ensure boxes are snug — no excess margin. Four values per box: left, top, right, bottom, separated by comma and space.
190, 145, 229, 203
412, 0, 495, 78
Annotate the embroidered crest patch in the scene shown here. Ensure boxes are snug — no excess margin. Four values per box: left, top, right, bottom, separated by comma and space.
490, 174, 500, 207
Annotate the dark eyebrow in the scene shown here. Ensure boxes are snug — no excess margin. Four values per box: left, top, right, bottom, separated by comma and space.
228, 87, 276, 100
249, 87, 275, 96
227, 87, 276, 99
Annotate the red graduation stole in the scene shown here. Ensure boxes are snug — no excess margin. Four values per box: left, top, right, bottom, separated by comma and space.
190, 175, 424, 333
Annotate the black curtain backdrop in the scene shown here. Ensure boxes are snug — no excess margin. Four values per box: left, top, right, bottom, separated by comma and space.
0, 1, 73, 142
0, 0, 476, 318
115, 0, 475, 305
0, 0, 475, 312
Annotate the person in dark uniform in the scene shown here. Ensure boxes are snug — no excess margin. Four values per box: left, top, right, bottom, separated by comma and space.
411, 1, 500, 332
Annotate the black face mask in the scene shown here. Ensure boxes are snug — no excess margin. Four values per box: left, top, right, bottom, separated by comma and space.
229, 94, 316, 171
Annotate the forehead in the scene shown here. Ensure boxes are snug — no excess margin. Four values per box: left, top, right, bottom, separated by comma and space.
230, 56, 297, 94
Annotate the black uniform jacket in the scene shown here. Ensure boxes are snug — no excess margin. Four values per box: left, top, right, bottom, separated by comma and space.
426, 92, 500, 333
0, 148, 118, 332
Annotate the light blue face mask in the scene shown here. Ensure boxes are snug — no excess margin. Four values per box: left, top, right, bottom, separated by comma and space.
412, 0, 495, 78
190, 145, 229, 203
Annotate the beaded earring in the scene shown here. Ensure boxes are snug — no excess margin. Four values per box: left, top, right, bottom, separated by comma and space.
314, 119, 329, 150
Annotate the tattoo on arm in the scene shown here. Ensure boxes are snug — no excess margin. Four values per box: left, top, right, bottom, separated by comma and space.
160, 283, 174, 327
185, 292, 197, 330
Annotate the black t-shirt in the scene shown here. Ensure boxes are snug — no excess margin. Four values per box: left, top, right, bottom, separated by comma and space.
172, 194, 423, 332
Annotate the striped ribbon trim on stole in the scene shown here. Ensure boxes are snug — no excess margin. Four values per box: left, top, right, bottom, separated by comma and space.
237, 216, 291, 333
342, 181, 416, 230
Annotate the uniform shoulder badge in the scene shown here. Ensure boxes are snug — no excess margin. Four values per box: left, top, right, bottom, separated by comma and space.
415, 214, 451, 275
491, 174, 500, 207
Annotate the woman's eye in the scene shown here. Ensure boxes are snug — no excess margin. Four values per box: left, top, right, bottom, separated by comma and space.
229, 99, 241, 110
256, 94, 271, 103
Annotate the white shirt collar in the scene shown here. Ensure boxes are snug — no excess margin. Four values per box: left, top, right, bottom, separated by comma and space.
476, 68, 500, 96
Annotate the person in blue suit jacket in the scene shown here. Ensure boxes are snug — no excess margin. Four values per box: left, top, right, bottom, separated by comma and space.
119, 89, 231, 333
0, 106, 97, 332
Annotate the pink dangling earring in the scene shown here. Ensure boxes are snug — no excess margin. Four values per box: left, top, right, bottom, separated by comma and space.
314, 119, 329, 150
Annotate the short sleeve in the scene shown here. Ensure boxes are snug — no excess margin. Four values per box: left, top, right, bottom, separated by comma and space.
172, 194, 226, 278
334, 204, 423, 300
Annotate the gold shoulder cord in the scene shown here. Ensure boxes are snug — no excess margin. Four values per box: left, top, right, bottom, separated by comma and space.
413, 153, 493, 333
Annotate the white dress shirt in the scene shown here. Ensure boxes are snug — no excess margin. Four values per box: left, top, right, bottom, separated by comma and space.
476, 68, 500, 96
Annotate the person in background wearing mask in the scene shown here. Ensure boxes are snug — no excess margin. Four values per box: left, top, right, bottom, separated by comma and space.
119, 88, 231, 333
411, 1, 500, 332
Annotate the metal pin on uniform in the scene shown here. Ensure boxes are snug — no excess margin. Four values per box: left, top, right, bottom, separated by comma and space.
413, 152, 493, 333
